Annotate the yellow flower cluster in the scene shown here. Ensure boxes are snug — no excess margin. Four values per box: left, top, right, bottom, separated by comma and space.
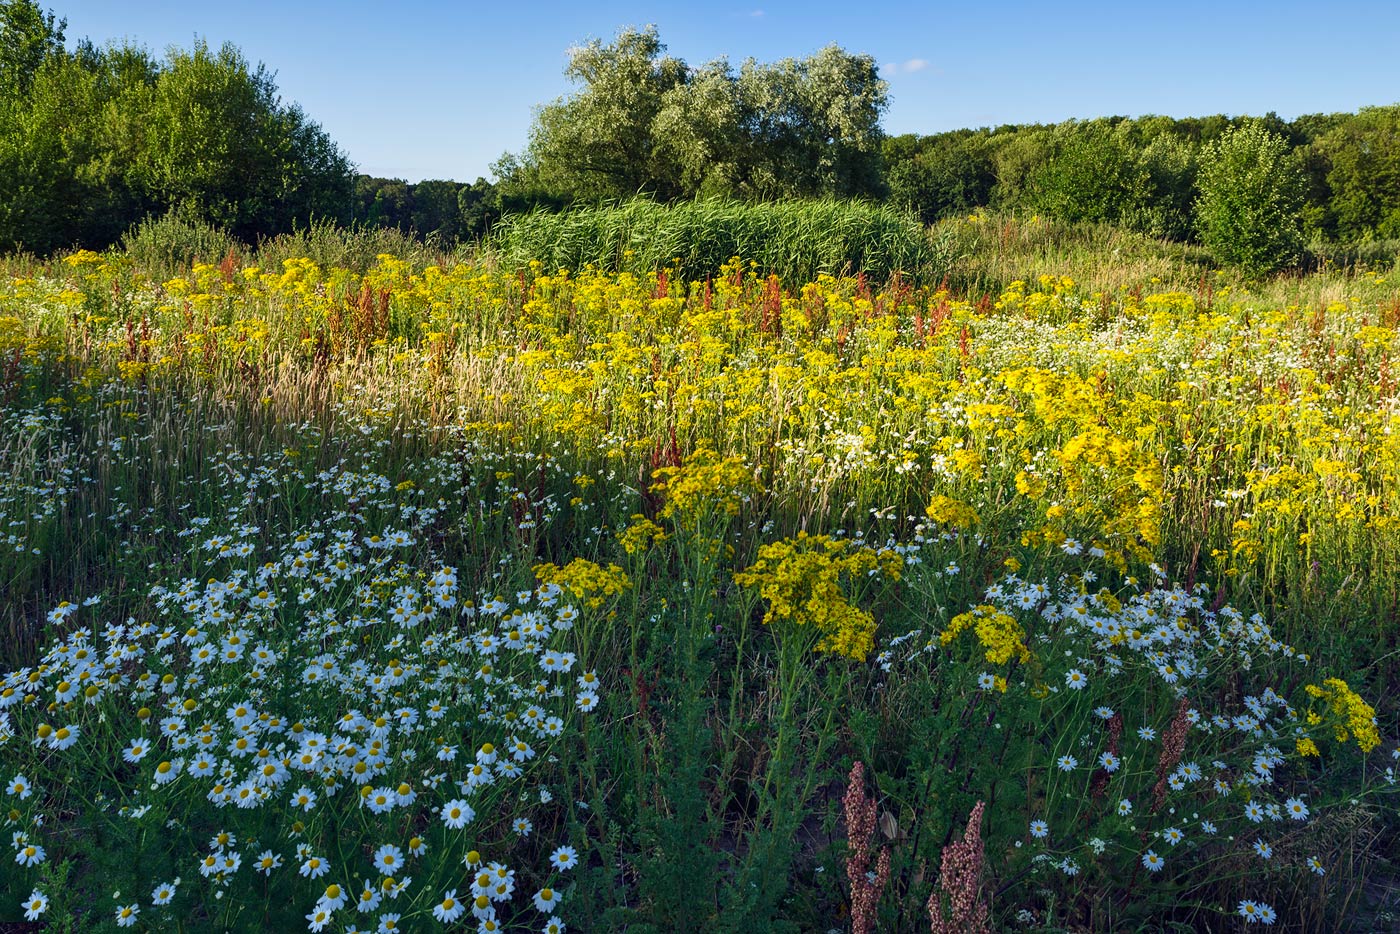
533, 558, 632, 609
617, 516, 667, 555
925, 495, 980, 529
1304, 677, 1381, 753
733, 532, 902, 660
651, 448, 759, 529
939, 605, 1033, 666
11, 251, 1400, 610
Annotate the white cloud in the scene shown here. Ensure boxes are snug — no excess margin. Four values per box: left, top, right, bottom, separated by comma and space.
882, 58, 930, 76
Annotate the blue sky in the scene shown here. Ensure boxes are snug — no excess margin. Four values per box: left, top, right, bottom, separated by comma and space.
55, 1, 1400, 183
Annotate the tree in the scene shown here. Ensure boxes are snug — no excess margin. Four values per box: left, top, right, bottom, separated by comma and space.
516, 26, 688, 202
987, 126, 1052, 209
732, 44, 888, 199
0, 60, 76, 252
0, 0, 64, 98
410, 179, 463, 239
0, 46, 139, 253
140, 40, 352, 239
1317, 105, 1400, 241
0, 0, 73, 251
456, 178, 501, 241
354, 176, 412, 229
1194, 123, 1305, 275
1130, 132, 1198, 241
1027, 120, 1144, 226
650, 58, 747, 198
884, 131, 995, 223
268, 101, 355, 231
2, 11, 353, 253
500, 27, 888, 204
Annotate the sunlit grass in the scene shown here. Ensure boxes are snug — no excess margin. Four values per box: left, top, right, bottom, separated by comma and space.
0, 231, 1396, 930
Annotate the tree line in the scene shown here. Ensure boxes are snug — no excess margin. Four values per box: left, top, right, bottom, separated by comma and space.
350, 176, 503, 244
0, 2, 355, 254
3, 2, 1398, 274
884, 108, 1400, 248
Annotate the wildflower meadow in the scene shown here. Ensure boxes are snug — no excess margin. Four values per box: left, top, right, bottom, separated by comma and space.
1, 215, 1398, 931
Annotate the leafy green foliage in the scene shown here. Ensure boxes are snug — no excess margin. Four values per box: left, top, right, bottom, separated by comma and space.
353, 175, 413, 229
0, 0, 63, 98
138, 40, 352, 241
456, 177, 503, 242
1316, 105, 1400, 242
1129, 132, 1198, 241
884, 107, 1400, 257
491, 197, 937, 285
0, 11, 351, 253
1027, 121, 1145, 226
8, 1, 1400, 264
350, 175, 502, 242
884, 131, 996, 223
730, 45, 889, 199
0, 41, 152, 253
1194, 123, 1306, 275
524, 27, 690, 202
409, 179, 464, 240
499, 27, 888, 204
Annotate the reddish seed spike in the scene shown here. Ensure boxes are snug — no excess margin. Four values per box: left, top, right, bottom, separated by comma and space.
928, 801, 990, 934
843, 761, 890, 934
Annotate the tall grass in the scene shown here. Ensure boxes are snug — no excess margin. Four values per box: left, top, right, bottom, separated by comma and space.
491, 197, 943, 284
254, 217, 455, 275
934, 211, 1214, 297
116, 212, 458, 280
118, 209, 237, 281
1306, 237, 1400, 273
932, 211, 1400, 316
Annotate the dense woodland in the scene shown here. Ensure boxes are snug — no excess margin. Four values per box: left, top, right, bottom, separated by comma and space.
2, 2, 1399, 270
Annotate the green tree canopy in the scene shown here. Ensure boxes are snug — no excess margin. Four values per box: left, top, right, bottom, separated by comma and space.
514, 27, 689, 202
884, 131, 996, 223
500, 26, 888, 204
733, 44, 888, 198
0, 0, 64, 97
0, 38, 156, 252
1026, 120, 1144, 225
1194, 122, 1305, 275
0, 8, 353, 253
410, 179, 464, 240
1317, 105, 1400, 241
457, 177, 502, 241
140, 40, 352, 240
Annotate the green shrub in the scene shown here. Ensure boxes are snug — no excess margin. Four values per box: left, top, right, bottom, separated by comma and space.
1194, 124, 1305, 276
1128, 133, 1199, 241
1028, 123, 1143, 227
117, 208, 236, 280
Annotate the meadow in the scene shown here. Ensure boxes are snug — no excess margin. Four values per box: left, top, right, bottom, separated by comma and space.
0, 210, 1397, 932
